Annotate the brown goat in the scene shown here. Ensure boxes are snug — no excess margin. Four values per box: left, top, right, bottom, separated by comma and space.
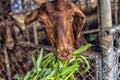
0, 15, 25, 50
0, 15, 15, 50
25, 0, 87, 60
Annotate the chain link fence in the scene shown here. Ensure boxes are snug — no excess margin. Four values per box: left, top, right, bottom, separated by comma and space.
77, 26, 120, 80
76, 53, 102, 80
71, 0, 120, 80
1, 0, 119, 80
102, 26, 120, 80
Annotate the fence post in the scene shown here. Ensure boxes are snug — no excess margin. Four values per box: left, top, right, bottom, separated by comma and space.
99, 0, 117, 80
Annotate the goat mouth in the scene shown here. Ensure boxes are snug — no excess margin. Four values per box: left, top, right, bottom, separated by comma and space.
5, 42, 14, 50
56, 51, 72, 60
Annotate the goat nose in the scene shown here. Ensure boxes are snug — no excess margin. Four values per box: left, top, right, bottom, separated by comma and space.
5, 40, 14, 50
56, 49, 72, 60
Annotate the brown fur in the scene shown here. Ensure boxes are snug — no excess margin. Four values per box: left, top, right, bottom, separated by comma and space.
0, 15, 15, 50
25, 0, 86, 60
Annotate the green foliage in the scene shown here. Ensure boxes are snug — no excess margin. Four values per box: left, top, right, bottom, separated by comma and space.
15, 44, 92, 80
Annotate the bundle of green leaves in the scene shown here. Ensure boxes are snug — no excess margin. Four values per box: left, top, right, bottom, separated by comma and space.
15, 44, 92, 80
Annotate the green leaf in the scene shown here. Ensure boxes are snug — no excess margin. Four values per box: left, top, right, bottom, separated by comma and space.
43, 52, 54, 59
41, 56, 55, 68
68, 56, 76, 63
42, 68, 52, 78
69, 75, 76, 80
41, 53, 55, 68
39, 68, 47, 79
79, 55, 90, 74
73, 43, 92, 54
37, 48, 43, 68
64, 70, 74, 80
44, 69, 56, 79
23, 71, 31, 80
59, 63, 78, 76
19, 44, 91, 80
31, 54, 37, 67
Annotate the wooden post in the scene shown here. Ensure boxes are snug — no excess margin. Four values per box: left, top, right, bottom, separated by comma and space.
114, 0, 118, 25
99, 0, 113, 53
4, 46, 11, 80
33, 22, 38, 45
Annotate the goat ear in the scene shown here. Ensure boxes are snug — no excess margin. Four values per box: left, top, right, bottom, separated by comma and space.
14, 21, 27, 41
34, 0, 45, 5
73, 15, 85, 40
73, 15, 87, 48
11, 21, 15, 25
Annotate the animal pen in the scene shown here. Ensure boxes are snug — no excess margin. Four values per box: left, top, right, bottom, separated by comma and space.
0, 0, 120, 80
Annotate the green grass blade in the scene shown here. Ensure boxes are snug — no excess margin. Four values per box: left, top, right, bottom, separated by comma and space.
37, 48, 43, 68
43, 52, 54, 59
19, 44, 91, 80
69, 75, 76, 80
64, 70, 75, 80
41, 56, 55, 68
42, 68, 52, 78
44, 69, 56, 79
59, 63, 78, 76
73, 43, 92, 54
23, 71, 31, 80
39, 68, 47, 79
31, 54, 37, 67
79, 55, 90, 74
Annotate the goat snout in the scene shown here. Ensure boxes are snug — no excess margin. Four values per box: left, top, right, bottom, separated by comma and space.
56, 49, 72, 60
5, 39, 14, 50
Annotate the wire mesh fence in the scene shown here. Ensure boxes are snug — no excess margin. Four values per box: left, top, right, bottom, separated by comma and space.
15, 0, 120, 80
107, 26, 120, 80
77, 24, 120, 80
14, 0, 120, 80
71, 0, 120, 80
76, 54, 102, 80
